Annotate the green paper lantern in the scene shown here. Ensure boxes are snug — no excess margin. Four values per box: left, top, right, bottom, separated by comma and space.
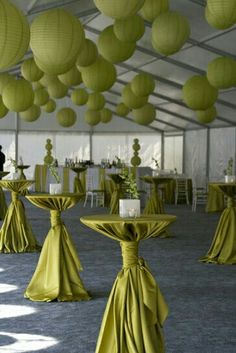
0, 0, 30, 69
76, 39, 98, 68
113, 15, 145, 43
58, 66, 82, 87
94, 0, 144, 19
47, 81, 68, 99
122, 83, 148, 109
116, 102, 130, 116
42, 99, 56, 113
132, 103, 156, 125
100, 108, 112, 123
81, 56, 116, 92
2, 78, 34, 112
152, 11, 190, 56
196, 106, 217, 124
206, 0, 236, 29
40, 74, 59, 87
85, 110, 101, 126
0, 73, 14, 95
19, 104, 41, 122
57, 107, 77, 127
21, 58, 43, 82
139, 0, 169, 22
206, 56, 236, 89
98, 25, 136, 63
30, 9, 85, 75
34, 87, 49, 106
183, 75, 218, 110
0, 95, 8, 119
87, 92, 105, 110
71, 88, 88, 106
131, 73, 155, 97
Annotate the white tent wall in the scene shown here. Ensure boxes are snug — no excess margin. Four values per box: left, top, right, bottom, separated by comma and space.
164, 135, 183, 174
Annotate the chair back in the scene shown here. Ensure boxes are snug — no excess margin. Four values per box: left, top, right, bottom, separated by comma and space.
86, 168, 100, 191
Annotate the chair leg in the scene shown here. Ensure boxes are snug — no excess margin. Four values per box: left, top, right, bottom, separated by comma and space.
91, 193, 94, 208
83, 193, 88, 207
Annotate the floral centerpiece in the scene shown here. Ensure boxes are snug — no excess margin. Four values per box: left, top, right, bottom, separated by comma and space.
152, 157, 160, 169
119, 169, 140, 218
224, 157, 234, 183
48, 159, 62, 194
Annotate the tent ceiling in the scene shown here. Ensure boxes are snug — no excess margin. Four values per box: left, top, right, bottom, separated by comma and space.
3, 0, 236, 133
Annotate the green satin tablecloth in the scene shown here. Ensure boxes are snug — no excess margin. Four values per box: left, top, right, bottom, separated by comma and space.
24, 193, 90, 302
0, 180, 40, 253
108, 174, 125, 214
80, 214, 177, 353
200, 183, 236, 264
0, 171, 9, 220
70, 167, 87, 194
205, 184, 225, 212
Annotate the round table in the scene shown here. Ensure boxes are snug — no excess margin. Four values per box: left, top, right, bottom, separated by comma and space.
70, 166, 87, 194
80, 214, 177, 353
24, 193, 90, 302
0, 179, 40, 253
17, 165, 30, 179
0, 171, 9, 220
200, 182, 236, 264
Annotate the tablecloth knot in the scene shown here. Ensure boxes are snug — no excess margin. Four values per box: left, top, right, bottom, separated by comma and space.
50, 210, 62, 227
120, 241, 139, 268
12, 191, 18, 202
227, 196, 234, 208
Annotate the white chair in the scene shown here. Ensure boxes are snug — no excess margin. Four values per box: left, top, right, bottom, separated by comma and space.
192, 179, 208, 212
174, 177, 189, 205
83, 168, 105, 207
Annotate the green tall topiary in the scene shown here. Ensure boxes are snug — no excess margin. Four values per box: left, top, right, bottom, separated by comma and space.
44, 139, 54, 165
131, 138, 141, 166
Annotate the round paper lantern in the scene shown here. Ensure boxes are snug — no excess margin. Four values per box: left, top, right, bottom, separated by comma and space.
196, 106, 217, 124
183, 75, 218, 110
132, 103, 156, 125
76, 39, 98, 68
2, 78, 34, 112
57, 107, 76, 127
0, 73, 14, 94
33, 81, 44, 90
87, 92, 105, 110
30, 9, 85, 75
40, 74, 59, 87
85, 110, 101, 126
58, 66, 82, 87
131, 73, 155, 97
206, 0, 236, 29
21, 58, 43, 82
0, 0, 30, 69
47, 81, 68, 99
19, 104, 41, 122
98, 26, 136, 63
139, 0, 169, 22
94, 0, 144, 19
81, 56, 116, 92
122, 83, 148, 109
152, 11, 190, 56
116, 102, 130, 116
71, 88, 88, 106
100, 108, 112, 123
34, 87, 49, 106
42, 99, 56, 113
206, 56, 236, 89
0, 95, 8, 118
113, 15, 145, 42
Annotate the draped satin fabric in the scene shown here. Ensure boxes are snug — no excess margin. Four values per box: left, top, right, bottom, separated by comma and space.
80, 214, 177, 353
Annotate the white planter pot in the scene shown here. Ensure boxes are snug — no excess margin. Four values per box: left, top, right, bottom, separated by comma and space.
49, 183, 62, 195
225, 175, 235, 183
119, 199, 141, 218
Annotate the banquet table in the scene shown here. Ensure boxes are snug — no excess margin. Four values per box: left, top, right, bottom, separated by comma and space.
108, 174, 125, 214
200, 182, 236, 264
140, 176, 173, 214
24, 193, 90, 302
80, 214, 177, 353
0, 179, 40, 253
0, 171, 9, 220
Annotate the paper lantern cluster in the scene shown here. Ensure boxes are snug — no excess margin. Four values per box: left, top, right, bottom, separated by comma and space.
205, 0, 236, 30
56, 107, 77, 127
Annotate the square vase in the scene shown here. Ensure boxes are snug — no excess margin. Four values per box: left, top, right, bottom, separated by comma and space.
119, 199, 141, 218
49, 183, 62, 195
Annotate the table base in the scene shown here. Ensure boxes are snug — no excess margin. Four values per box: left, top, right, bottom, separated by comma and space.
200, 206, 236, 264
143, 193, 164, 215
0, 199, 40, 253
24, 224, 91, 302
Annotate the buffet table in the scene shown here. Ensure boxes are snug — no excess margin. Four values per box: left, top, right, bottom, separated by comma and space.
80, 214, 177, 353
24, 193, 90, 302
200, 182, 236, 264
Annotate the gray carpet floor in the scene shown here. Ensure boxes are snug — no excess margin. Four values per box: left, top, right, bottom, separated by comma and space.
0, 192, 235, 353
